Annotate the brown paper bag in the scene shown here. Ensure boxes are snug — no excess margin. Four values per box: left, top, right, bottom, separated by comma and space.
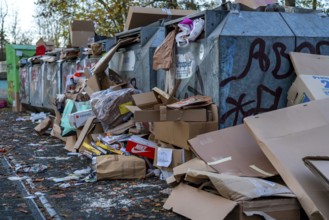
96, 155, 146, 180
153, 27, 178, 71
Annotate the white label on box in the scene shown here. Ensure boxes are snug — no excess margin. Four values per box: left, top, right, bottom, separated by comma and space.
119, 50, 135, 71
156, 147, 173, 167
176, 52, 195, 79
300, 75, 329, 99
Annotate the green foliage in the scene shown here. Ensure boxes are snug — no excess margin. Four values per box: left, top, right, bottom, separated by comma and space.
35, 0, 218, 47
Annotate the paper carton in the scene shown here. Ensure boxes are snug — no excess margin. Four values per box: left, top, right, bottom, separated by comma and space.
235, 0, 278, 10
125, 7, 196, 30
244, 98, 329, 219
125, 135, 157, 160
188, 124, 277, 178
68, 109, 95, 128
287, 52, 329, 106
153, 104, 218, 150
303, 156, 329, 189
70, 20, 94, 47
153, 146, 193, 171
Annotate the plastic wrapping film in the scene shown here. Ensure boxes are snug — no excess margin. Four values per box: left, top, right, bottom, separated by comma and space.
91, 88, 141, 131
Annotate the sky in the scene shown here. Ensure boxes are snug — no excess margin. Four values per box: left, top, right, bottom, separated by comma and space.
7, 0, 37, 42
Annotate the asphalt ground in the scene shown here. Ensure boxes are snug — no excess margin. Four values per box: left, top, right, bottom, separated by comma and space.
0, 107, 185, 220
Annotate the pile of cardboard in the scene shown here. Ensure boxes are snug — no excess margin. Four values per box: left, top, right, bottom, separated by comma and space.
162, 52, 329, 220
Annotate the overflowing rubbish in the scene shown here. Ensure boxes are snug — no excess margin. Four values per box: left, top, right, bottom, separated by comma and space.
4, 2, 329, 219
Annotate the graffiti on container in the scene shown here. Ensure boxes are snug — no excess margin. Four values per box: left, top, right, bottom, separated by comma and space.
20, 68, 28, 99
295, 40, 329, 54
130, 78, 138, 89
219, 38, 294, 126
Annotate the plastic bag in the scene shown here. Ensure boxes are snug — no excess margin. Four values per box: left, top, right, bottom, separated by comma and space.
60, 99, 77, 136
176, 18, 204, 47
91, 88, 141, 131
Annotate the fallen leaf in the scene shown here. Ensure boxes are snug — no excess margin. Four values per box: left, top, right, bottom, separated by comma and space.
34, 178, 44, 182
18, 209, 29, 214
50, 194, 66, 199
154, 203, 161, 207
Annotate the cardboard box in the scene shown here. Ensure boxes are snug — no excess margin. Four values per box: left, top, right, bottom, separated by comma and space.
73, 116, 103, 152
303, 156, 329, 189
235, 0, 278, 10
68, 109, 95, 128
70, 20, 95, 47
127, 105, 208, 122
287, 52, 329, 106
125, 135, 157, 160
244, 98, 329, 219
188, 124, 277, 178
153, 146, 193, 170
34, 117, 52, 135
163, 183, 237, 220
153, 104, 218, 150
226, 198, 300, 220
125, 7, 196, 30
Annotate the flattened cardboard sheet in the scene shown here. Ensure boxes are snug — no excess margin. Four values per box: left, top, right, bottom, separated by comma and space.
303, 156, 329, 189
189, 124, 277, 178
289, 52, 329, 76
244, 98, 329, 219
163, 183, 236, 220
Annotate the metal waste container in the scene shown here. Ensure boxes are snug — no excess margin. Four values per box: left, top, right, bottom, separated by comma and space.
108, 23, 166, 91
29, 60, 43, 108
165, 9, 329, 129
6, 44, 35, 104
19, 59, 30, 105
43, 60, 61, 109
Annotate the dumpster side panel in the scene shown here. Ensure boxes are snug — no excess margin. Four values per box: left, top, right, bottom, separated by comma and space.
218, 36, 295, 128
43, 62, 59, 109
19, 65, 30, 104
60, 60, 76, 93
30, 64, 43, 107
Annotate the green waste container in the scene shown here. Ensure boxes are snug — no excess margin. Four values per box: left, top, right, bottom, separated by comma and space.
6, 44, 35, 104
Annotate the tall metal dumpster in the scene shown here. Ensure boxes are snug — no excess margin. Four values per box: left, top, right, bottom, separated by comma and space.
6, 44, 35, 104
42, 59, 61, 109
108, 24, 167, 91
165, 10, 329, 129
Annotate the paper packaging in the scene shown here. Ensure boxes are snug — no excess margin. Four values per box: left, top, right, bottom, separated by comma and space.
96, 155, 146, 180
34, 117, 52, 135
303, 156, 329, 189
70, 20, 94, 47
153, 146, 193, 170
125, 7, 196, 30
188, 124, 277, 178
153, 104, 218, 150
163, 183, 237, 220
226, 198, 300, 220
235, 0, 278, 10
68, 109, 95, 128
125, 135, 157, 160
244, 98, 329, 219
127, 105, 208, 122
73, 116, 104, 152
287, 52, 329, 106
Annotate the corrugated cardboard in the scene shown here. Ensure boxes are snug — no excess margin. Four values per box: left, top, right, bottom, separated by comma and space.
153, 146, 193, 170
235, 0, 278, 10
303, 156, 329, 189
73, 116, 103, 152
70, 20, 94, 47
34, 117, 52, 135
127, 105, 208, 122
188, 124, 277, 178
132, 92, 159, 109
287, 52, 329, 106
244, 98, 329, 219
153, 104, 218, 150
226, 198, 300, 220
125, 7, 196, 30
64, 135, 77, 152
172, 157, 215, 182
163, 183, 237, 220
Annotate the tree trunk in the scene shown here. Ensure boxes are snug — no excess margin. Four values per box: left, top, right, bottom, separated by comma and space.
285, 0, 295, 7
312, 0, 317, 10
